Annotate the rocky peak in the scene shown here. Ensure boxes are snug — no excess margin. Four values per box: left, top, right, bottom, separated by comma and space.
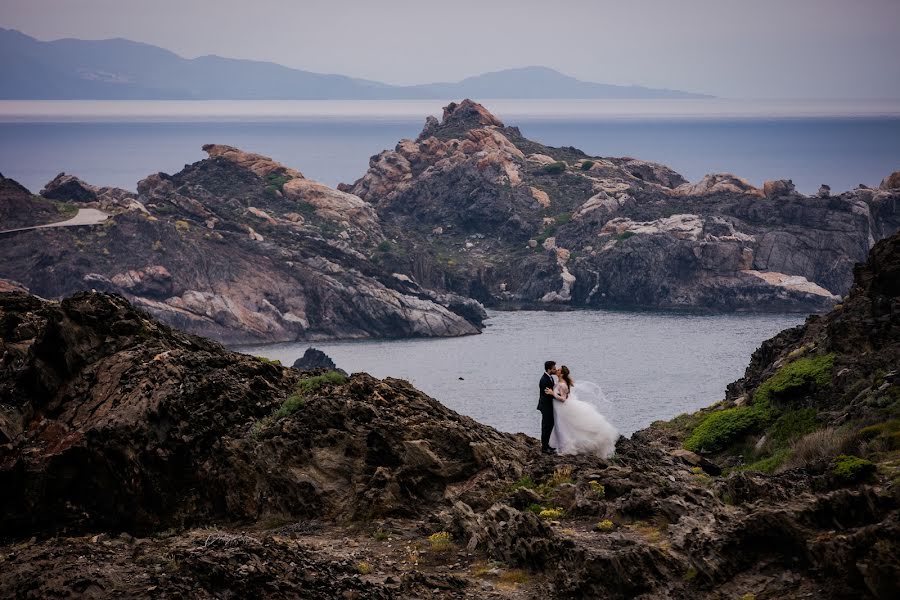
881, 170, 900, 191
40, 172, 144, 214
417, 99, 505, 142
40, 172, 101, 202
201, 143, 303, 180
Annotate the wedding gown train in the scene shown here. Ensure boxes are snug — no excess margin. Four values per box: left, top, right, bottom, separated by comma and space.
550, 381, 619, 458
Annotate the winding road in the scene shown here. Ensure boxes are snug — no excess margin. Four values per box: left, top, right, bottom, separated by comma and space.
0, 208, 110, 235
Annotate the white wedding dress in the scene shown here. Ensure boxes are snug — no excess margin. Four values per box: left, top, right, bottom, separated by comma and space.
550, 381, 619, 458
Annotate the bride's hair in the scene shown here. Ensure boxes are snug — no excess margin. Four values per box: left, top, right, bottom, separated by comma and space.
560, 365, 573, 388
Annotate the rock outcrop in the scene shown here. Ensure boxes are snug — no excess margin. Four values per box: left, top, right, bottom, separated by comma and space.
0, 147, 483, 343
345, 100, 900, 313
2, 232, 899, 598
292, 347, 339, 371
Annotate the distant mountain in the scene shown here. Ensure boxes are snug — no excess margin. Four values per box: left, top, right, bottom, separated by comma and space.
0, 29, 711, 100
406, 66, 708, 99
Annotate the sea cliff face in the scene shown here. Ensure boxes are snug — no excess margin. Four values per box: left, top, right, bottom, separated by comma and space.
1, 232, 897, 598
348, 100, 900, 313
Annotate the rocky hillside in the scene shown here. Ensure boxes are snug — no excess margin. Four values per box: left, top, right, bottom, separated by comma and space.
0, 147, 483, 344
2, 233, 898, 599
648, 230, 900, 479
347, 100, 900, 312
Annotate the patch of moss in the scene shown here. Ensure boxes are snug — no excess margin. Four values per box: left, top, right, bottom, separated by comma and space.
831, 455, 876, 484
256, 356, 282, 367
616, 231, 636, 241
580, 160, 595, 171
273, 371, 347, 419
754, 354, 835, 405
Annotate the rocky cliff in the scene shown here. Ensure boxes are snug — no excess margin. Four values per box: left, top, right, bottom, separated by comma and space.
0, 147, 483, 344
1, 231, 898, 599
347, 100, 900, 312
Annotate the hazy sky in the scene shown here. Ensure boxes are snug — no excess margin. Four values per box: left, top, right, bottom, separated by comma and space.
3, 0, 900, 98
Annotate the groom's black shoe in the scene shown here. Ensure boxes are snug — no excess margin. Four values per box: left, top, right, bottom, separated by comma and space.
541, 446, 557, 455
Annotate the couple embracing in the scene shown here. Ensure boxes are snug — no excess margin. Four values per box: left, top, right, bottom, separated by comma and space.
537, 360, 619, 457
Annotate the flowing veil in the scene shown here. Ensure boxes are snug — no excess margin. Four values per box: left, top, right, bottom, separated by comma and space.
569, 380, 612, 412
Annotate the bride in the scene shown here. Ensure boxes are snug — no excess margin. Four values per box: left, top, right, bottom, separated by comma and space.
545, 365, 619, 457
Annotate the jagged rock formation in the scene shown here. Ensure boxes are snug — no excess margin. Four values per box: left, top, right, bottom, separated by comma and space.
0, 147, 484, 343
347, 100, 900, 312
2, 232, 898, 598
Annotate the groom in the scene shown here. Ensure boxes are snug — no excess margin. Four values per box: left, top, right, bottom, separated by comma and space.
537, 360, 557, 454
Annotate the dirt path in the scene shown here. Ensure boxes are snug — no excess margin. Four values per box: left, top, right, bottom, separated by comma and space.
0, 208, 109, 234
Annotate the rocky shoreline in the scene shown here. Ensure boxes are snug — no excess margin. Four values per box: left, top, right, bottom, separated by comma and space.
1, 231, 898, 598
1, 100, 898, 344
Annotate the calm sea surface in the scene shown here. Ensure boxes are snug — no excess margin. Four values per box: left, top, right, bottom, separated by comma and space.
1, 99, 898, 195
241, 310, 805, 438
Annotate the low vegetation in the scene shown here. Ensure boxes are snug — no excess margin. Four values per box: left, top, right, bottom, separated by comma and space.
684, 354, 835, 454
264, 171, 292, 197
538, 507, 565, 520
251, 371, 347, 438
830, 455, 876, 484
541, 161, 567, 175
427, 531, 453, 552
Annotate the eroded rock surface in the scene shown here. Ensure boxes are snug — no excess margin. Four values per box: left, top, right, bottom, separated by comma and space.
0, 147, 483, 343
345, 100, 900, 313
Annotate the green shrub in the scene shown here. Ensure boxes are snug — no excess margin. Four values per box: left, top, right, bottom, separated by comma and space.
377, 240, 393, 253
512, 475, 535, 490
684, 406, 765, 453
616, 231, 636, 241
754, 354, 834, 405
831, 455, 876, 484
541, 162, 567, 175
770, 408, 818, 445
580, 160, 595, 171
526, 503, 544, 515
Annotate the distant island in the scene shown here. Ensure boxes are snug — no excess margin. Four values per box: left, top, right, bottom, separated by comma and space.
0, 28, 711, 100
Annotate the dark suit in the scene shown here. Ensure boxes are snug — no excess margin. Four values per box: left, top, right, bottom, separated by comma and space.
537, 372, 556, 450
